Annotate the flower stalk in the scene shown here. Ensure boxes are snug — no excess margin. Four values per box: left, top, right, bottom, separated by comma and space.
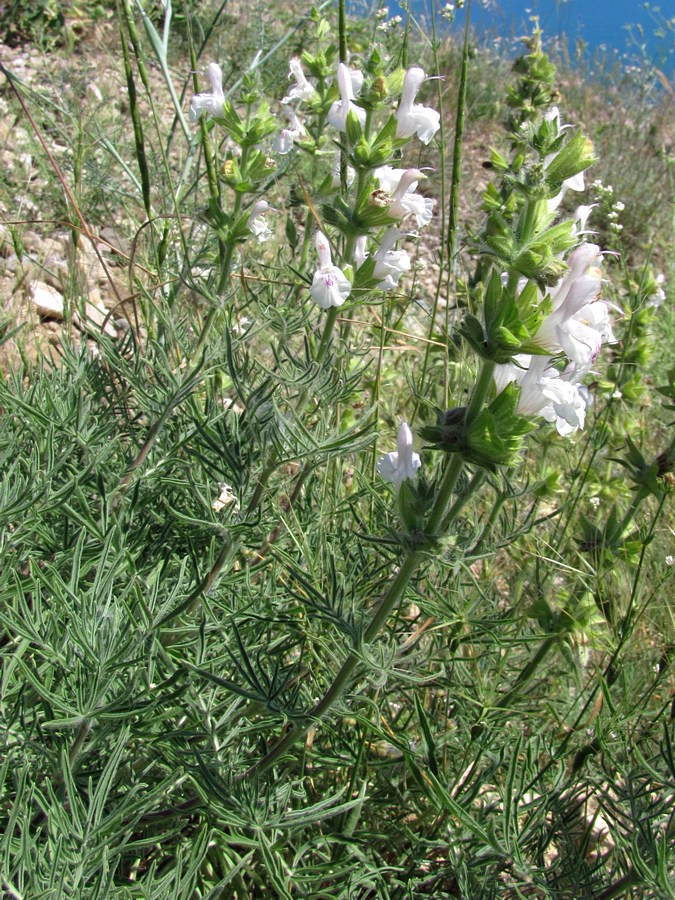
244, 359, 496, 779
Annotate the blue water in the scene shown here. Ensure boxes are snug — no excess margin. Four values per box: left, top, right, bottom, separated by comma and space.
464, 0, 672, 65
355, 1, 674, 67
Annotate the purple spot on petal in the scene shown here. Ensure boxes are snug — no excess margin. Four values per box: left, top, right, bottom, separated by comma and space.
323, 275, 335, 287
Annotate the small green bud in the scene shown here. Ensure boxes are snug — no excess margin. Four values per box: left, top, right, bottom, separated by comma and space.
371, 75, 388, 100
545, 130, 596, 189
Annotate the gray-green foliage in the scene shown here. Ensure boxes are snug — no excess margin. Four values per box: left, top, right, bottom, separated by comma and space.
0, 3, 673, 898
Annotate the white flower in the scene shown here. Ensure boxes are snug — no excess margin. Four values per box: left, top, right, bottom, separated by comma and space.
646, 273, 666, 310
272, 106, 306, 154
247, 200, 273, 243
212, 483, 240, 512
282, 57, 316, 104
372, 228, 411, 290
494, 354, 591, 436
354, 235, 368, 269
375, 166, 434, 229
328, 62, 366, 133
395, 67, 441, 144
573, 204, 597, 235
350, 67, 364, 97
533, 243, 615, 370
377, 421, 421, 488
547, 164, 586, 214
310, 231, 351, 309
189, 62, 225, 123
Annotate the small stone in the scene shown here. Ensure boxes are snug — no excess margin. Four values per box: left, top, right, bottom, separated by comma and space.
5, 253, 33, 274
22, 230, 44, 252
100, 226, 131, 258
74, 299, 117, 337
41, 254, 69, 290
30, 282, 65, 319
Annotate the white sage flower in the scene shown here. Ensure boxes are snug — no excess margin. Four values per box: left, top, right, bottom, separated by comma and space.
273, 106, 306, 154
395, 67, 441, 144
534, 243, 616, 370
573, 204, 597, 235
494, 354, 591, 437
282, 57, 316, 104
372, 228, 411, 290
377, 421, 421, 488
350, 67, 364, 97
247, 200, 273, 243
328, 62, 366, 133
377, 167, 434, 229
310, 231, 351, 309
189, 62, 225, 123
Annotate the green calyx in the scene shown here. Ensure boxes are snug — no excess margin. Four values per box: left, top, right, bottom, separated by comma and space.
420, 385, 535, 472
460, 272, 551, 363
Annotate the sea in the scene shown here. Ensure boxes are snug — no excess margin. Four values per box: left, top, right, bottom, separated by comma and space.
350, 0, 674, 69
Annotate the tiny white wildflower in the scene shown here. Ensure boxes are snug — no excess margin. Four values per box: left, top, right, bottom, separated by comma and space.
212, 483, 240, 512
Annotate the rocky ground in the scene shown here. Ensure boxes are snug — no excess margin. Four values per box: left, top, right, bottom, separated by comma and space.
0, 29, 165, 371
0, 25, 497, 375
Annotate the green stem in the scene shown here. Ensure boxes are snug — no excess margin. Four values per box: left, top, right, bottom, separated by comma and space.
618, 487, 649, 538
494, 634, 558, 713
440, 468, 485, 533
245, 460, 468, 780
464, 359, 495, 424
117, 3, 151, 218
246, 357, 497, 777
245, 453, 475, 779
445, 0, 472, 266
471, 492, 505, 554
316, 306, 340, 364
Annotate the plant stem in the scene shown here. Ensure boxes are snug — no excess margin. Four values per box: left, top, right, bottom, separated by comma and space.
494, 634, 558, 713
465, 359, 495, 424
244, 361, 499, 779
416, 0, 472, 417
